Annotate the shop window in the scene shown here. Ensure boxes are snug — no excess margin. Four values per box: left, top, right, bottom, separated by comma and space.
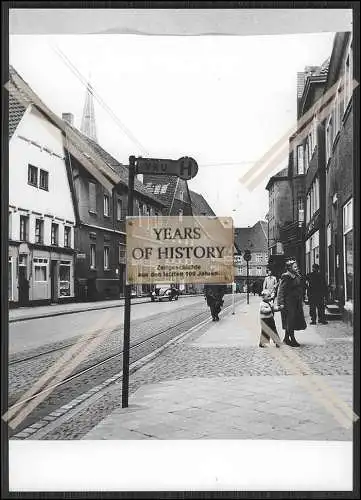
343, 199, 353, 302
34, 258, 48, 282
28, 164, 38, 187
59, 261, 71, 297
39, 169, 49, 191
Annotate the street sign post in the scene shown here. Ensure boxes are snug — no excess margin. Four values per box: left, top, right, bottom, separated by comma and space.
243, 250, 251, 305
122, 155, 199, 408
136, 156, 198, 180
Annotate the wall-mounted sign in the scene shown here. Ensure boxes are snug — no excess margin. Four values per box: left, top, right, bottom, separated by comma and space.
76, 253, 86, 259
126, 216, 234, 284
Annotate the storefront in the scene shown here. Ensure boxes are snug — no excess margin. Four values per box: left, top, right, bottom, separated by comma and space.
343, 198, 353, 307
8, 245, 75, 306
305, 230, 319, 275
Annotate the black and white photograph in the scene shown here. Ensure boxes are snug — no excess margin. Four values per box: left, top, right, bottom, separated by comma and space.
2, 4, 359, 494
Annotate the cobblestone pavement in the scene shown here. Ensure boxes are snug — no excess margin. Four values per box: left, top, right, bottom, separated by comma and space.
80, 296, 354, 441
35, 295, 355, 440
9, 296, 236, 437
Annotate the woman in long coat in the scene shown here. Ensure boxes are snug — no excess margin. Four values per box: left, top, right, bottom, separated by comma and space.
276, 258, 307, 347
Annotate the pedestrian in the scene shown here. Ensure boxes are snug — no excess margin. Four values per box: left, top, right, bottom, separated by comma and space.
306, 264, 328, 325
262, 268, 278, 299
259, 290, 282, 348
204, 284, 226, 321
276, 258, 307, 347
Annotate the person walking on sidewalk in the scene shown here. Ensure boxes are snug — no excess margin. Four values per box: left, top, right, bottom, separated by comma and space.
259, 290, 282, 348
204, 284, 226, 321
306, 264, 328, 325
262, 268, 278, 299
276, 258, 307, 347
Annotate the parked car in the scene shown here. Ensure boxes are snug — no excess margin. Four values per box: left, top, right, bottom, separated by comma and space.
151, 287, 179, 302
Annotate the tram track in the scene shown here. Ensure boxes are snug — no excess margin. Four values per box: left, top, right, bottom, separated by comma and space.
8, 295, 244, 438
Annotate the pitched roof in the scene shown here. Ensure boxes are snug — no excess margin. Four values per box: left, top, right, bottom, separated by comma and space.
234, 220, 268, 252
189, 190, 216, 216
265, 166, 289, 190
79, 135, 166, 206
9, 91, 27, 138
143, 174, 179, 209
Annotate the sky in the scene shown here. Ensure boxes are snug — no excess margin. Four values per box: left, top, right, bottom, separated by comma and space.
9, 32, 336, 227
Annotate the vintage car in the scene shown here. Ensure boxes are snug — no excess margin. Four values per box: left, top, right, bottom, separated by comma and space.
150, 287, 179, 302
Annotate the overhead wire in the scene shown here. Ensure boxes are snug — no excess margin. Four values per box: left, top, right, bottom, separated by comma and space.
51, 44, 259, 171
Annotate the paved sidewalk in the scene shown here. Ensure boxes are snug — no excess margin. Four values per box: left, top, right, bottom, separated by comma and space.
8, 294, 201, 323
84, 296, 354, 441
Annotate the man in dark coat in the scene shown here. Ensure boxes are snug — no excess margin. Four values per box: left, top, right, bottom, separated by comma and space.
204, 284, 226, 321
306, 264, 328, 325
277, 258, 307, 347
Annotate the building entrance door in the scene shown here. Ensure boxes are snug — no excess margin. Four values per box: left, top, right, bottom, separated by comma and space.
50, 260, 58, 302
18, 264, 29, 306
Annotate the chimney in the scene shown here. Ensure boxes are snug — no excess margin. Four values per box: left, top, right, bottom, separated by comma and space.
62, 113, 74, 126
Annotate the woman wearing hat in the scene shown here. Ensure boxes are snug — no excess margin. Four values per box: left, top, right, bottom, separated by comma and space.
276, 258, 307, 347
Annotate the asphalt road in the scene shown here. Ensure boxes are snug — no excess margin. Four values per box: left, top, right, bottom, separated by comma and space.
8, 294, 241, 437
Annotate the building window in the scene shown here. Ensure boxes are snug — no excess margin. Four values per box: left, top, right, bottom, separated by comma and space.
104, 195, 110, 217
160, 184, 168, 194
39, 169, 49, 191
35, 219, 44, 244
117, 199, 123, 221
326, 114, 334, 163
104, 246, 110, 270
327, 223, 332, 285
297, 145, 304, 174
119, 245, 126, 263
306, 231, 320, 275
9, 212, 12, 239
64, 226, 71, 248
51, 223, 59, 245
304, 142, 309, 171
20, 215, 28, 241
256, 253, 262, 263
343, 198, 353, 302
154, 185, 161, 195
28, 165, 38, 187
33, 258, 48, 282
298, 197, 304, 222
90, 244, 96, 269
305, 238, 311, 274
179, 190, 184, 201
8, 256, 13, 300
344, 41, 353, 110
256, 267, 262, 276
89, 182, 97, 212
59, 261, 71, 297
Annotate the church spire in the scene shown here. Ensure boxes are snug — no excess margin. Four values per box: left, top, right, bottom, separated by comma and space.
81, 78, 97, 142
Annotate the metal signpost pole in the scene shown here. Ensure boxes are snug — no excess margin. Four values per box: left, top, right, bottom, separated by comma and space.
247, 260, 249, 305
122, 155, 136, 408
